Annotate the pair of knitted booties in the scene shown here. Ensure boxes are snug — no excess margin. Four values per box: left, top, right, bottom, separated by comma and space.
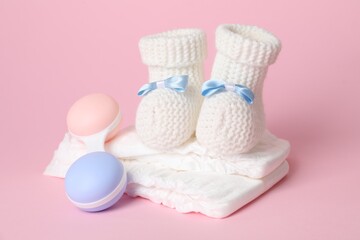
136, 24, 281, 155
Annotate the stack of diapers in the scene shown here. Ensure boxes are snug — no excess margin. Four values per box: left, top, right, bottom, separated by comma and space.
44, 127, 289, 218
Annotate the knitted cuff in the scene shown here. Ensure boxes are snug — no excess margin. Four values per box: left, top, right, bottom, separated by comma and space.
216, 24, 281, 66
139, 29, 207, 68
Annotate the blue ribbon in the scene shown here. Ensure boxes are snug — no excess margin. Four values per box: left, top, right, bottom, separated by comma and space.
137, 75, 189, 96
201, 79, 254, 104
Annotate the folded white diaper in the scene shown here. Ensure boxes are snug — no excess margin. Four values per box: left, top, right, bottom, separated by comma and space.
125, 160, 289, 218
44, 126, 290, 218
107, 127, 290, 179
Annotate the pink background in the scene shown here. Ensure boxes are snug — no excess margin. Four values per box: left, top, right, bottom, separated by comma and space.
1, 0, 359, 239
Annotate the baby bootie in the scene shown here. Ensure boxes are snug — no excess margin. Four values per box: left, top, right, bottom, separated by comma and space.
136, 29, 207, 150
196, 24, 281, 155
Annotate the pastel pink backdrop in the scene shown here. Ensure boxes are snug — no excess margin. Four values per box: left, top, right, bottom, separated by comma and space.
1, 0, 359, 239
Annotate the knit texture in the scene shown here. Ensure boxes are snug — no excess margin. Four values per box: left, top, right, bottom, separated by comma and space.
136, 29, 207, 150
196, 24, 281, 155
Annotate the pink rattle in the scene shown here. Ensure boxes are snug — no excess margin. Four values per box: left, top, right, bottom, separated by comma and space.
65, 93, 126, 212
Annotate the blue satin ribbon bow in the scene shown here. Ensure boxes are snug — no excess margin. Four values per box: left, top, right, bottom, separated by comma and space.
137, 75, 189, 96
201, 79, 254, 104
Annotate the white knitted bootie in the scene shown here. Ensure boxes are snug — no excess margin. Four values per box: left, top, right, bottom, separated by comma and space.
136, 29, 207, 150
196, 24, 281, 155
